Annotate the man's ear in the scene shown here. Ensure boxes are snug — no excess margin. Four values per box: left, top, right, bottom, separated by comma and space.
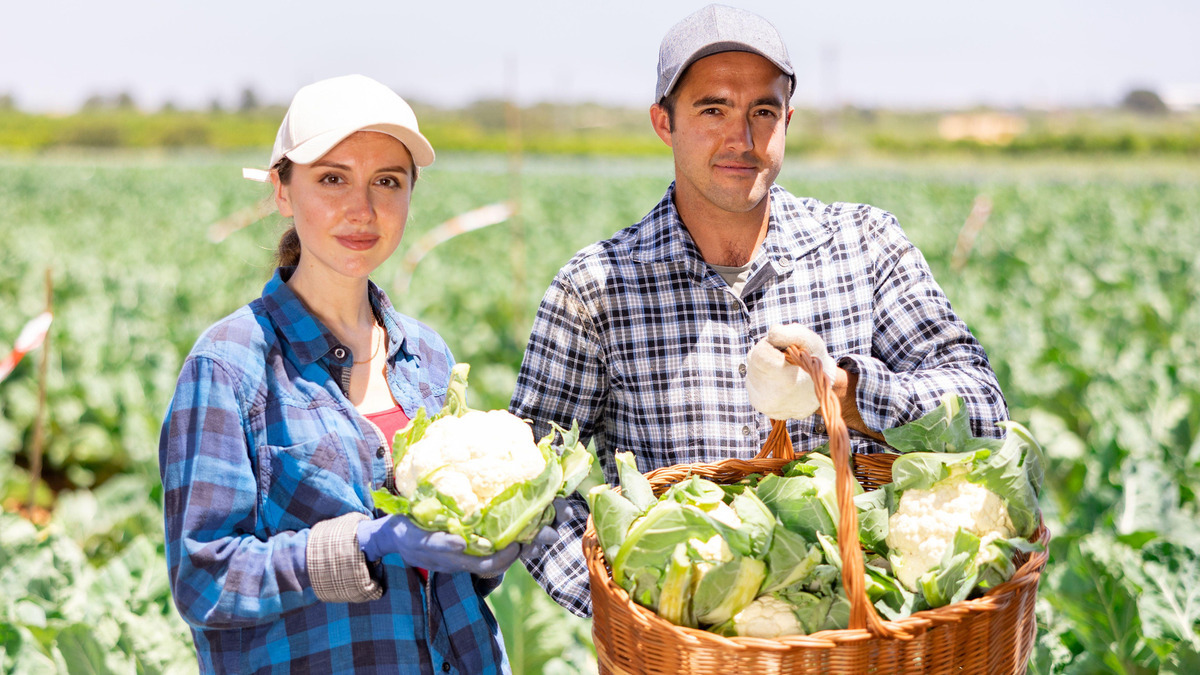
649, 104, 674, 147
271, 170, 293, 218
785, 106, 794, 129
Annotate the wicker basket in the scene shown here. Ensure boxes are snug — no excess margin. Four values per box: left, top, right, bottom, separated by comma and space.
583, 346, 1050, 674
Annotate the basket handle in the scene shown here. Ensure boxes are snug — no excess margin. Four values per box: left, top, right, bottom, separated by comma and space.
766, 345, 911, 640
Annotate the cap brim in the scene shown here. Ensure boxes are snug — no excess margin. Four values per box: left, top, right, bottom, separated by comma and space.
242, 168, 271, 182
285, 124, 436, 168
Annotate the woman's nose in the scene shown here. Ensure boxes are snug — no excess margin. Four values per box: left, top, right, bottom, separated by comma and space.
344, 186, 375, 222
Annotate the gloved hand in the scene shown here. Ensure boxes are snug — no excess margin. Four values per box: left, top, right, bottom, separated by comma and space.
745, 323, 837, 420
550, 495, 581, 529
515, 497, 575, 562
357, 514, 520, 577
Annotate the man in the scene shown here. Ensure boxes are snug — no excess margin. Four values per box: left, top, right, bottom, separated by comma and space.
510, 4, 1007, 618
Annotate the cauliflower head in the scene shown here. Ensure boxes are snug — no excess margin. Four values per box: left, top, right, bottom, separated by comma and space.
733, 595, 805, 638
394, 409, 547, 515
885, 473, 1016, 590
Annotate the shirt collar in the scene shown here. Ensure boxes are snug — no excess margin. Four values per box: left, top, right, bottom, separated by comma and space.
261, 267, 417, 366
631, 183, 836, 274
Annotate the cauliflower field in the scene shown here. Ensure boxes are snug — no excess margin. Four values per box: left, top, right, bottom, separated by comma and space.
1, 153, 1198, 672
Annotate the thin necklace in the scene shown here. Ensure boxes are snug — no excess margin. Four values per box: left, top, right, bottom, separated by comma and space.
353, 324, 382, 365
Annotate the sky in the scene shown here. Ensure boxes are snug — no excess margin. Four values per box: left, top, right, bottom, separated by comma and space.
3, 0, 1197, 113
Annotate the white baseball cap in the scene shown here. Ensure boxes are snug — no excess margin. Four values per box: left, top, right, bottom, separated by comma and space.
243, 74, 435, 182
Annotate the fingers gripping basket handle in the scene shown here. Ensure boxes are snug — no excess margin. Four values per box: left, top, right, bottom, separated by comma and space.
765, 345, 912, 640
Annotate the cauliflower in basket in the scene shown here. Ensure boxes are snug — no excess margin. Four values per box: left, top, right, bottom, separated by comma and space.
732, 595, 804, 638
394, 409, 547, 516
885, 472, 1016, 590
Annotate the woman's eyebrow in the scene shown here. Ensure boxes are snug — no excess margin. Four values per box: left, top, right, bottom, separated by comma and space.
310, 161, 409, 175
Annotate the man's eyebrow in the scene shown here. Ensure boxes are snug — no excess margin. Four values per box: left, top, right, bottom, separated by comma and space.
691, 95, 785, 109
751, 96, 786, 109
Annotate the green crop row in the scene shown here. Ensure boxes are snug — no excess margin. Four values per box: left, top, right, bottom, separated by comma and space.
1, 153, 1198, 672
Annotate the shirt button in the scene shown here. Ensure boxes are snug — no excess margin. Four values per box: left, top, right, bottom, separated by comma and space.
376, 446, 385, 459
333, 347, 347, 360
738, 363, 747, 377
741, 425, 751, 436
441, 663, 451, 673
815, 422, 826, 434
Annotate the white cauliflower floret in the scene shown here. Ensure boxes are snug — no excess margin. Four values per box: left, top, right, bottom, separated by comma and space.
733, 595, 804, 638
885, 474, 1016, 590
394, 409, 547, 515
706, 501, 743, 528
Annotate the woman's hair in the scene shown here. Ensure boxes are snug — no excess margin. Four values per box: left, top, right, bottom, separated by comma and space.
272, 158, 302, 268
271, 149, 419, 270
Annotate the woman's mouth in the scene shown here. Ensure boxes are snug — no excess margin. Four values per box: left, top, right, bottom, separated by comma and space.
336, 234, 379, 251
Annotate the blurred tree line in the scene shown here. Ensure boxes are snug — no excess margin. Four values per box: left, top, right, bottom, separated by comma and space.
0, 85, 1197, 157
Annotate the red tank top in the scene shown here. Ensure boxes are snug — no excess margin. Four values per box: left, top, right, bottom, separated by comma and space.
364, 405, 411, 446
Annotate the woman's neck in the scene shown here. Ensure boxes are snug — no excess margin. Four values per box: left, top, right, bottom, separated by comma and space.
286, 263, 375, 343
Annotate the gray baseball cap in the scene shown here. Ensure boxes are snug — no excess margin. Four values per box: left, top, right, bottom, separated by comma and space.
655, 4, 795, 102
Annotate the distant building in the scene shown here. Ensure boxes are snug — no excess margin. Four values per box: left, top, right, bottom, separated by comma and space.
937, 113, 1027, 145
1161, 85, 1200, 112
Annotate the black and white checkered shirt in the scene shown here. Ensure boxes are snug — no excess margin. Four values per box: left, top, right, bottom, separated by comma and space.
511, 182, 1007, 617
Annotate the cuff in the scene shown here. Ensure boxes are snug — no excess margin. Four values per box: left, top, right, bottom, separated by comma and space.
838, 355, 905, 433
308, 512, 385, 603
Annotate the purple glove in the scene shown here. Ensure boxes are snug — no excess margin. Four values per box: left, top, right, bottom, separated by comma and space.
551, 496, 582, 529
357, 514, 520, 577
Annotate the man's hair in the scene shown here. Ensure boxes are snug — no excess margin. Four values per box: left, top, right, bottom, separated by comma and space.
657, 92, 680, 132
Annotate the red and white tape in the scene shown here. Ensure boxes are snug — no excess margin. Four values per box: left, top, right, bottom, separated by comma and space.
0, 311, 53, 383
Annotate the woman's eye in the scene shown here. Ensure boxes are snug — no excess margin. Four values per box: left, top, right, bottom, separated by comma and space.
320, 174, 343, 185
377, 176, 401, 188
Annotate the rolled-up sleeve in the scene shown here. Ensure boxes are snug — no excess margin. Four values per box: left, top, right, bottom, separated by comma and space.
843, 212, 1008, 437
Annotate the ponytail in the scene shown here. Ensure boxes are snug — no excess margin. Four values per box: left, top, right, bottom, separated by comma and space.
274, 227, 302, 268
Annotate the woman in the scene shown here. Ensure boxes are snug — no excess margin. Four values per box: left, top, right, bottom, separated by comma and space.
159, 74, 535, 674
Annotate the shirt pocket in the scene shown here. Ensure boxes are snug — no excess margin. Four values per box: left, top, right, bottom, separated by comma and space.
257, 432, 366, 533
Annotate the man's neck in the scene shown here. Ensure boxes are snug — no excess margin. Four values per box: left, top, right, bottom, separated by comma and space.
674, 189, 772, 267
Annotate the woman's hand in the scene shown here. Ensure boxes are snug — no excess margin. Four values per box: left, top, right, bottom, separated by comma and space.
356, 513, 560, 577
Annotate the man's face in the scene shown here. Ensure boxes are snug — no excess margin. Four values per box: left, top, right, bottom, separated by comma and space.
651, 51, 792, 220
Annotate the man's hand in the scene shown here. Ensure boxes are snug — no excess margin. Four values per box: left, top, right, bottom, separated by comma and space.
357, 514, 521, 577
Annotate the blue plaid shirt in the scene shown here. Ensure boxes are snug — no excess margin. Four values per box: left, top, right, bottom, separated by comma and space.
159, 268, 509, 674
511, 183, 1007, 617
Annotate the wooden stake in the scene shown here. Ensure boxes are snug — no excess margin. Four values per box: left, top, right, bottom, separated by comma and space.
27, 269, 52, 514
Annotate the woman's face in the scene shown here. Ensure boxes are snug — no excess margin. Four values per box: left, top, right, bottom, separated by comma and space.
273, 130, 414, 282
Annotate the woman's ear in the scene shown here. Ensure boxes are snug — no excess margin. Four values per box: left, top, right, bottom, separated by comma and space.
271, 170, 293, 218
